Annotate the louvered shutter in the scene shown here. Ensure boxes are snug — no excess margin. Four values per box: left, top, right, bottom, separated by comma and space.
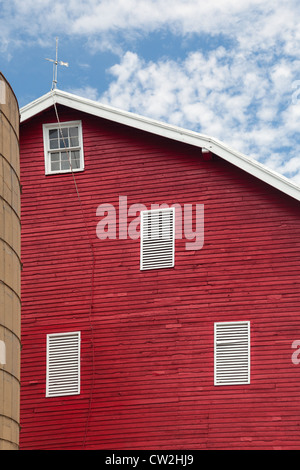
46, 331, 81, 397
140, 208, 175, 270
214, 321, 250, 385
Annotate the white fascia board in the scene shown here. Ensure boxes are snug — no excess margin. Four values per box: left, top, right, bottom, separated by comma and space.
20, 91, 54, 122
203, 139, 300, 203
20, 89, 300, 202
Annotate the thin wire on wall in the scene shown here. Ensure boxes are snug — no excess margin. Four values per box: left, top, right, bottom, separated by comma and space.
51, 93, 96, 448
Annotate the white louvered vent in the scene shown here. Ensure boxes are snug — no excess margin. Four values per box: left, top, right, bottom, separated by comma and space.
140, 208, 175, 270
46, 331, 81, 397
214, 321, 250, 386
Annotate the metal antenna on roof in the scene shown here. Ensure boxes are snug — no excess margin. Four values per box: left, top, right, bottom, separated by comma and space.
45, 37, 69, 90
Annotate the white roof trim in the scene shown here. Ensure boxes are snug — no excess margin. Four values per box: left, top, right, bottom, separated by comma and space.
20, 88, 300, 202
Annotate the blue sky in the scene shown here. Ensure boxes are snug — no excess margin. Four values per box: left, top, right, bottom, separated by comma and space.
1, 0, 300, 184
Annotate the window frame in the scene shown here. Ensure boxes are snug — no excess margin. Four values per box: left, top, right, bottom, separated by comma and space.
43, 120, 84, 175
214, 320, 250, 386
140, 207, 175, 271
46, 331, 81, 398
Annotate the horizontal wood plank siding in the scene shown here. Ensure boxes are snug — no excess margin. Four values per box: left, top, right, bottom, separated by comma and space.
19, 104, 300, 449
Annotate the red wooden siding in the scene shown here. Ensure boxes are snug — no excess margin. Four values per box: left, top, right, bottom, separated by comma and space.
19, 104, 300, 449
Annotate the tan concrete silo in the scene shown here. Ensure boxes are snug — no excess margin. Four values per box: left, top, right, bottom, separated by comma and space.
0, 72, 21, 450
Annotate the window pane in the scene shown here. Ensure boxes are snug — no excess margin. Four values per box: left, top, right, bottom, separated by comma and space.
51, 161, 60, 171
60, 138, 69, 148
61, 152, 69, 161
69, 136, 79, 147
49, 129, 58, 139
61, 160, 70, 170
60, 128, 68, 138
69, 127, 78, 137
50, 152, 59, 161
49, 139, 59, 149
71, 150, 80, 168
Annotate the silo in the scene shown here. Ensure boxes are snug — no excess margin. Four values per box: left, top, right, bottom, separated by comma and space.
0, 72, 21, 450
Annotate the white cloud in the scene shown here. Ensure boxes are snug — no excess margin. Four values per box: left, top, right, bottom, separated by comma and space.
98, 46, 300, 183
2, 0, 300, 55
68, 85, 100, 101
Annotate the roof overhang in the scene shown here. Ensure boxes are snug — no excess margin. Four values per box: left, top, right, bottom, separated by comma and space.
20, 88, 300, 202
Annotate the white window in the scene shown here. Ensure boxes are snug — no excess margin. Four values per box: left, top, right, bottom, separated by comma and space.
214, 321, 250, 386
43, 121, 84, 174
46, 331, 81, 397
140, 207, 175, 270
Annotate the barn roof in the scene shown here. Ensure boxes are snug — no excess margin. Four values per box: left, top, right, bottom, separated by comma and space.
20, 88, 300, 202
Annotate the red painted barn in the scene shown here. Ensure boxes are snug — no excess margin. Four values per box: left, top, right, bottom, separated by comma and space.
19, 89, 300, 450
